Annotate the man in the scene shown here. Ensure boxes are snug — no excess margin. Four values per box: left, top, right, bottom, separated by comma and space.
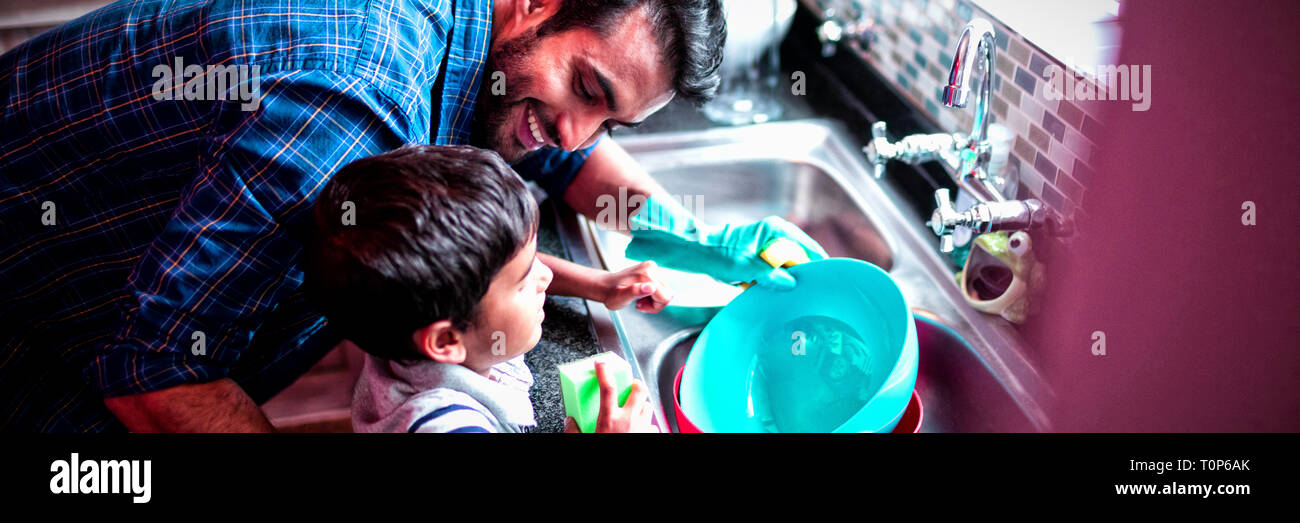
0, 0, 824, 432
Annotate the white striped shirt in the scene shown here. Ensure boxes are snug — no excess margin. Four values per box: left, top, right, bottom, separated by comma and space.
352, 354, 536, 433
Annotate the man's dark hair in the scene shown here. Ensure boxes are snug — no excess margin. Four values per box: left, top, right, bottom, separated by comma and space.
537, 0, 727, 105
305, 145, 539, 360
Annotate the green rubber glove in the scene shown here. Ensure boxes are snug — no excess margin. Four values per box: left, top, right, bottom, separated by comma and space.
625, 195, 829, 290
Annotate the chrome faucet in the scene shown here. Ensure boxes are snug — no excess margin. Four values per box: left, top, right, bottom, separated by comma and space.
863, 18, 1067, 252
928, 189, 1069, 253
816, 2, 877, 58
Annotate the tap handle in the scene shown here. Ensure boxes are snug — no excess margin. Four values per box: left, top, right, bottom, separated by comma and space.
930, 188, 961, 252
817, 18, 844, 57
871, 120, 888, 140
864, 121, 889, 179
933, 188, 954, 214
939, 234, 955, 253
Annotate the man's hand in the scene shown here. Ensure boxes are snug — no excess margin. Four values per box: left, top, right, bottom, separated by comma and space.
564, 361, 657, 433
625, 197, 830, 291
103, 378, 275, 433
600, 261, 673, 313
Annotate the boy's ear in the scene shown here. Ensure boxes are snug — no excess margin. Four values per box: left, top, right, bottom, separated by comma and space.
413, 320, 467, 364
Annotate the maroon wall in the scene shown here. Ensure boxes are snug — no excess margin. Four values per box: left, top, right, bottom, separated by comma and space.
1028, 0, 1300, 431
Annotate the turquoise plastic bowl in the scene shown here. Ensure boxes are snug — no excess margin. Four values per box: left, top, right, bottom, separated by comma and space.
678, 258, 918, 433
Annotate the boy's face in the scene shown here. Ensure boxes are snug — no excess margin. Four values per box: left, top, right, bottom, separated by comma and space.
459, 234, 552, 373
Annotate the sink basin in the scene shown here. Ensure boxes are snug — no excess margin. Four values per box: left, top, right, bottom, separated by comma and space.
553, 119, 1054, 432
591, 158, 894, 273
651, 315, 1037, 433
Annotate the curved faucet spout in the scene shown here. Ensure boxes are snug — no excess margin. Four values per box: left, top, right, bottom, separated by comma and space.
942, 18, 996, 146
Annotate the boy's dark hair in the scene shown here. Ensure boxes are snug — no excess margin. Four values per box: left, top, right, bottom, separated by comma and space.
537, 0, 727, 105
305, 145, 539, 360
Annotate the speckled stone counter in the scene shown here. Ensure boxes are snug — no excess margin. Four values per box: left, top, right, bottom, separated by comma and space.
522, 96, 817, 433
524, 199, 603, 433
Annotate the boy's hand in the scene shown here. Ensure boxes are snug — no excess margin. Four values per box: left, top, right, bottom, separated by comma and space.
600, 261, 673, 314
564, 361, 658, 433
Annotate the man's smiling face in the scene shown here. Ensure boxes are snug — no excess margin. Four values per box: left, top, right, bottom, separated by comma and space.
471, 1, 676, 163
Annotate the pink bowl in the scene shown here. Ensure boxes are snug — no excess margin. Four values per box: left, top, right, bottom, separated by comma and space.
673, 364, 925, 433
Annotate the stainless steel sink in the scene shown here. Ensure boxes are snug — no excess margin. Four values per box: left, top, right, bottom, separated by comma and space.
553, 119, 1053, 432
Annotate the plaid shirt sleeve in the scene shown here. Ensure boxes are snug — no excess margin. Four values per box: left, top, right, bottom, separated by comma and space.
90, 70, 409, 398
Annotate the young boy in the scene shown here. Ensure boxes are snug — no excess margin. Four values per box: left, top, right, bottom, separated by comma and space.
305, 145, 666, 433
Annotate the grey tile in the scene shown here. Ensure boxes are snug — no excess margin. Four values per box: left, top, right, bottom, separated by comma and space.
992, 95, 1008, 119
1028, 124, 1051, 151
1041, 184, 1065, 210
938, 50, 953, 68
957, 1, 974, 21
1007, 37, 1030, 65
910, 84, 928, 106
891, 50, 906, 67
1013, 135, 1037, 161
1073, 158, 1095, 185
1042, 111, 1066, 142
1034, 151, 1058, 183
1056, 173, 1084, 202
882, 26, 899, 43
1001, 79, 1021, 106
931, 25, 950, 47
896, 72, 911, 91
995, 53, 1016, 79
1082, 114, 1106, 142
928, 62, 946, 81
1028, 53, 1054, 79
1056, 100, 1085, 129
1013, 66, 1037, 95
914, 50, 928, 68
905, 62, 919, 79
994, 29, 1010, 51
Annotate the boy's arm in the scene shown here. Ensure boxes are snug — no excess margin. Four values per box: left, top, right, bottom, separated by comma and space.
539, 253, 673, 313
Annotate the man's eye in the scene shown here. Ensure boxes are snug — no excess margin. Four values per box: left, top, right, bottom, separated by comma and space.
574, 73, 593, 101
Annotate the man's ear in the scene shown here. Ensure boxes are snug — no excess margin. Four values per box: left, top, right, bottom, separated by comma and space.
517, 0, 560, 26
413, 320, 467, 364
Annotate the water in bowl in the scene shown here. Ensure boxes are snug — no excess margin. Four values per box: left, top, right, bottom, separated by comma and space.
746, 315, 881, 432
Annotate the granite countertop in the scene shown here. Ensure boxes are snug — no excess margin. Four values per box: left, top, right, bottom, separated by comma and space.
521, 95, 817, 433
523, 199, 604, 433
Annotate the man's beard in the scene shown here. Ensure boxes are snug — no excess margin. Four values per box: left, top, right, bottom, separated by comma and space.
469, 31, 538, 163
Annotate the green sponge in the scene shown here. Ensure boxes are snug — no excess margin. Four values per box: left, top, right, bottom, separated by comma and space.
558, 352, 634, 433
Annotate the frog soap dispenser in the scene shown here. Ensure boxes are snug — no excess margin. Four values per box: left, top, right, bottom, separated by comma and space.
957, 231, 1045, 324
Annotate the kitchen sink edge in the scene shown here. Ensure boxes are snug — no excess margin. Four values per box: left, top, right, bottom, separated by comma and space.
552, 118, 1055, 433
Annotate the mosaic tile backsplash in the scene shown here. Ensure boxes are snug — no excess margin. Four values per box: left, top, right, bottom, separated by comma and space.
809, 0, 1111, 218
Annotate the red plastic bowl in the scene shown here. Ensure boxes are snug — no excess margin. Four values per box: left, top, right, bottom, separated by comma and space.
672, 364, 924, 433
672, 365, 703, 433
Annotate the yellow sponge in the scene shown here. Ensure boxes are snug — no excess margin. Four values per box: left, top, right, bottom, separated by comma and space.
760, 237, 811, 268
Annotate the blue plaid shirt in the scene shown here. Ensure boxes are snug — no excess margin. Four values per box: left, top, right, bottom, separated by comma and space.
0, 0, 595, 432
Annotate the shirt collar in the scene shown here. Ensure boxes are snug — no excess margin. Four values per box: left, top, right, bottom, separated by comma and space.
387, 356, 536, 427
